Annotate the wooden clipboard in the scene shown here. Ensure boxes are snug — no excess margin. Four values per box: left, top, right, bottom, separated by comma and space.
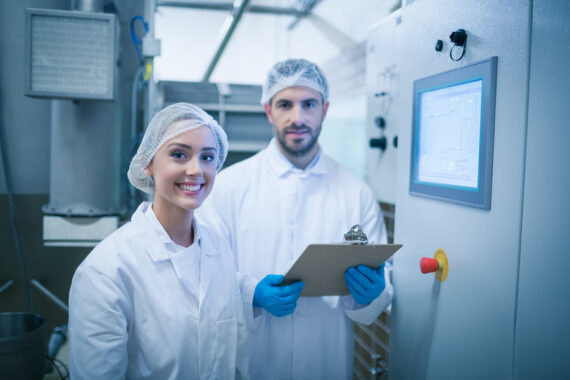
281, 243, 402, 297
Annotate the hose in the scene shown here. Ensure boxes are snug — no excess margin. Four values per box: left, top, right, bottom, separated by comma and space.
130, 15, 149, 65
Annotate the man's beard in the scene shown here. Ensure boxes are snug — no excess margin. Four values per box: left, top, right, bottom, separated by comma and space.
275, 124, 322, 157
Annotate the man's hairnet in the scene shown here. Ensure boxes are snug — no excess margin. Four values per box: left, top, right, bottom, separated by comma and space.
128, 102, 228, 194
260, 58, 329, 105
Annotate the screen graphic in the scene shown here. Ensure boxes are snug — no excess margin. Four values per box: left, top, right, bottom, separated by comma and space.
416, 79, 482, 189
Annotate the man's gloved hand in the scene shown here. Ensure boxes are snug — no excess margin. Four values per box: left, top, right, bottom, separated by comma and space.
344, 263, 386, 305
253, 275, 304, 317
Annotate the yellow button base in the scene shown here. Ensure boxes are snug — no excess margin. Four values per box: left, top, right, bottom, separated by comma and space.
434, 248, 449, 282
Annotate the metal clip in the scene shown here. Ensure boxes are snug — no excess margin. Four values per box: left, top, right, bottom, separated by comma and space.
343, 224, 368, 245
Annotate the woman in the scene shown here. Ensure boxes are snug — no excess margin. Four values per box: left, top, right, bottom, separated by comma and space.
69, 103, 249, 379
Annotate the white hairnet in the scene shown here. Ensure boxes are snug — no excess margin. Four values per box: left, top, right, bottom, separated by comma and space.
128, 102, 228, 194
260, 58, 329, 105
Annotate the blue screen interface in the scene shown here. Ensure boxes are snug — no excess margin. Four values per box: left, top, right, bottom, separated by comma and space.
416, 79, 482, 189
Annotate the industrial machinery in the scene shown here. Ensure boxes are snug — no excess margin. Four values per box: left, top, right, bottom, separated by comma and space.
25, 3, 121, 247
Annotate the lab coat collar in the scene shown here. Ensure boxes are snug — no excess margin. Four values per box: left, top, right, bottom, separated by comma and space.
266, 138, 327, 178
131, 202, 208, 264
144, 203, 203, 247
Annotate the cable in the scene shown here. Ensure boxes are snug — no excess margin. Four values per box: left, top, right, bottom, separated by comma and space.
0, 113, 34, 312
450, 43, 467, 61
46, 355, 69, 380
130, 16, 149, 65
46, 356, 65, 379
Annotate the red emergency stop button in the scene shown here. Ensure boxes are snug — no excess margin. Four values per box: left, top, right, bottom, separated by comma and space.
420, 257, 439, 273
420, 249, 449, 282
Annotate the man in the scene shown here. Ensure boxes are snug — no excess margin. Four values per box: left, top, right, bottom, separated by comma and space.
198, 58, 392, 379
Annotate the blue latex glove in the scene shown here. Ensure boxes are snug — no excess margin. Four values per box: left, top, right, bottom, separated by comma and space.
344, 263, 386, 305
253, 274, 304, 317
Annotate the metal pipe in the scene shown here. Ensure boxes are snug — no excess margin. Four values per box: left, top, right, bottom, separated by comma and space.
0, 104, 34, 312
30, 280, 69, 313
202, 0, 251, 82
144, 0, 158, 127
354, 348, 384, 378
131, 66, 147, 142
373, 318, 391, 334
75, 0, 104, 12
356, 323, 389, 352
0, 280, 14, 294
157, 0, 305, 16
287, 0, 321, 30
354, 333, 382, 363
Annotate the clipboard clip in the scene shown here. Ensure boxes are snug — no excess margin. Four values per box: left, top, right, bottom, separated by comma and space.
343, 225, 369, 245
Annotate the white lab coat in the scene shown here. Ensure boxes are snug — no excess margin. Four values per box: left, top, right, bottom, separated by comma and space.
69, 202, 249, 380
197, 139, 393, 380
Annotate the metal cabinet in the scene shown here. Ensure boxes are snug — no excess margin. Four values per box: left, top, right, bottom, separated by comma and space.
366, 0, 569, 378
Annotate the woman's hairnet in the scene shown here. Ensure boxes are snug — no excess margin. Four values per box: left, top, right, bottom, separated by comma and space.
260, 58, 329, 105
128, 102, 228, 194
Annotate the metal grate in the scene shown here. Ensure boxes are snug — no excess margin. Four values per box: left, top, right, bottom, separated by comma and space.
25, 9, 117, 100
354, 311, 391, 380
353, 202, 395, 379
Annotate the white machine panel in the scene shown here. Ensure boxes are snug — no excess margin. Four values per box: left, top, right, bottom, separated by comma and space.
365, 12, 402, 204
514, 0, 570, 377
388, 0, 532, 378
43, 216, 118, 247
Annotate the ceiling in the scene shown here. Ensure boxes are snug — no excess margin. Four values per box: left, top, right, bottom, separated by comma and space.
153, 0, 400, 84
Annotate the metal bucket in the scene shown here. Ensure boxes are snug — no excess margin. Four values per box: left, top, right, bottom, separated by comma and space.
0, 312, 46, 380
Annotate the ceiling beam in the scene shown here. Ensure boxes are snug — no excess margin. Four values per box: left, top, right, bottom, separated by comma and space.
157, 0, 307, 16
287, 0, 322, 30
202, 0, 251, 82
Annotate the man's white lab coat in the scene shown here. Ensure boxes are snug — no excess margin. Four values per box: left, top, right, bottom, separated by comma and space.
198, 140, 393, 379
69, 202, 249, 379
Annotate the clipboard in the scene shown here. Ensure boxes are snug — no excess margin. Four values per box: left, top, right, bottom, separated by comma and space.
281, 243, 402, 297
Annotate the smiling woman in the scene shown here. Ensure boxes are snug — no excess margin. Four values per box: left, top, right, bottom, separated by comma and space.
68, 103, 250, 379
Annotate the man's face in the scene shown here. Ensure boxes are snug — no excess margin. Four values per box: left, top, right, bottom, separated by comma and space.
265, 86, 329, 160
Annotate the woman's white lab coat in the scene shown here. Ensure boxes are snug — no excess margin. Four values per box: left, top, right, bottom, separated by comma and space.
69, 202, 249, 379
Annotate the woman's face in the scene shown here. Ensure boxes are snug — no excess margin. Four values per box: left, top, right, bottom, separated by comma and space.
144, 123, 218, 213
